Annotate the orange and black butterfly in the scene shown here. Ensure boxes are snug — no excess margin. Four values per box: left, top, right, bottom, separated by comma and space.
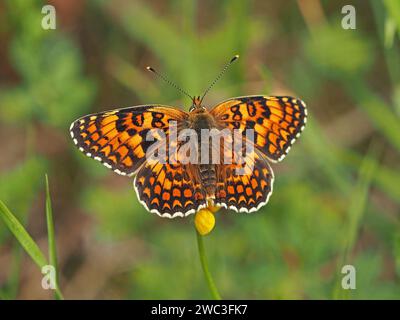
70, 56, 307, 218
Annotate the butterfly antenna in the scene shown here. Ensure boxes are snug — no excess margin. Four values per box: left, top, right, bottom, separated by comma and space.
200, 54, 239, 104
146, 66, 193, 101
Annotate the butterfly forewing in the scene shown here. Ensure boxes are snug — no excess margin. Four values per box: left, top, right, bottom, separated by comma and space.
210, 96, 307, 162
70, 105, 188, 176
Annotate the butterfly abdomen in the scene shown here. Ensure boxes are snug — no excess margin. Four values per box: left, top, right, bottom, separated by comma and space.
199, 164, 217, 198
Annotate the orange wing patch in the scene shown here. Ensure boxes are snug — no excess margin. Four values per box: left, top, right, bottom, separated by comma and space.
70, 105, 188, 176
210, 96, 307, 162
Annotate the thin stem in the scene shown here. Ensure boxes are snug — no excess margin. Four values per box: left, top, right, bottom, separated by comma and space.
196, 230, 221, 300
55, 288, 64, 300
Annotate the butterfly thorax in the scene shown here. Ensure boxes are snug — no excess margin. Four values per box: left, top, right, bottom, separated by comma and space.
189, 108, 216, 129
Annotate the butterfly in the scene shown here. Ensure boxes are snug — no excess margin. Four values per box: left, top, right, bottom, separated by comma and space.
70, 57, 307, 218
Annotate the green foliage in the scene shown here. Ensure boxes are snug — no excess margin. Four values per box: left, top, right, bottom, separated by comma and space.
0, 0, 95, 128
304, 24, 373, 76
0, 157, 47, 236
83, 185, 150, 240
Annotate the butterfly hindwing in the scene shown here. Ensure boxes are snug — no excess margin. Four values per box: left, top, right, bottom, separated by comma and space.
134, 162, 207, 218
70, 105, 188, 176
210, 96, 307, 162
214, 148, 274, 213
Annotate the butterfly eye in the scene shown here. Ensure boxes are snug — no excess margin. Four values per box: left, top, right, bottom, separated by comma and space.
189, 105, 196, 112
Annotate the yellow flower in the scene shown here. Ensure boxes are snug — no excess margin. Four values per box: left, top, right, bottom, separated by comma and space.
194, 203, 220, 236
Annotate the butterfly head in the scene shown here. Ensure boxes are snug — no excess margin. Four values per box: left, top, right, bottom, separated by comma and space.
189, 96, 206, 112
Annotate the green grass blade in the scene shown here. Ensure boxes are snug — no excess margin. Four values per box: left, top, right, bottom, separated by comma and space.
0, 197, 64, 300
0, 200, 47, 268
383, 0, 400, 35
332, 141, 380, 299
45, 174, 63, 300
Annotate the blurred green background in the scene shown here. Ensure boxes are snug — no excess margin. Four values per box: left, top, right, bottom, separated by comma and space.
0, 0, 399, 299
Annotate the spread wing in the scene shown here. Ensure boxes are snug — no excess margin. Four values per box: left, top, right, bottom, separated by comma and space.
210, 96, 307, 162
70, 105, 188, 176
